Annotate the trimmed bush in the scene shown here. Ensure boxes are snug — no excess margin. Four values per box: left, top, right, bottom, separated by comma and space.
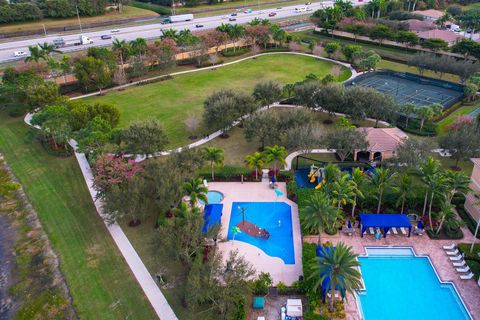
221, 47, 250, 57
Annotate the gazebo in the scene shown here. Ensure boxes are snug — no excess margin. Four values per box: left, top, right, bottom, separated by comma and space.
359, 214, 412, 238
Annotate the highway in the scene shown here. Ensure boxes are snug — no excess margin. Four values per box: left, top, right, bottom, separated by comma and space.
0, 0, 369, 63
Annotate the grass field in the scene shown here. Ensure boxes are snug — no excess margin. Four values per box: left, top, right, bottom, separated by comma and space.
436, 103, 479, 135
0, 114, 157, 320
0, 6, 158, 35
84, 54, 351, 147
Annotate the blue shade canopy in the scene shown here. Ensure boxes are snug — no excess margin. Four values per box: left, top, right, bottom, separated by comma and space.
252, 296, 265, 309
359, 214, 412, 237
202, 204, 223, 234
316, 246, 346, 299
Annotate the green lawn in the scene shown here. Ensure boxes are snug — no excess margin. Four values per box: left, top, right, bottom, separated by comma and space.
84, 54, 351, 147
436, 103, 479, 135
0, 114, 157, 320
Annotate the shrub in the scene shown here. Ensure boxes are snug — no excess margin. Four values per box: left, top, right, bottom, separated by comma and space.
276, 282, 288, 295
196, 59, 225, 68
221, 47, 251, 57
252, 272, 272, 296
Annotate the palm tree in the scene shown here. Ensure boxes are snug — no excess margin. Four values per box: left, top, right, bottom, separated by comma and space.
349, 168, 366, 217
309, 242, 362, 312
129, 37, 147, 56
245, 152, 264, 180
400, 102, 416, 128
369, 168, 396, 213
161, 29, 178, 41
332, 173, 354, 213
204, 147, 224, 181
25, 45, 45, 62
419, 157, 441, 217
300, 192, 339, 245
38, 42, 61, 57
444, 170, 470, 204
393, 174, 413, 214
435, 202, 455, 235
414, 106, 434, 131
112, 38, 131, 71
263, 145, 287, 179
182, 177, 208, 206
227, 24, 244, 52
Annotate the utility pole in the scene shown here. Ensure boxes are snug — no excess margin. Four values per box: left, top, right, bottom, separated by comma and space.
76, 5, 83, 34
42, 23, 47, 37
471, 217, 479, 253
172, 0, 176, 15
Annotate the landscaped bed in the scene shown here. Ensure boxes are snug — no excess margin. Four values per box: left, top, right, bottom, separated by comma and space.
83, 54, 352, 147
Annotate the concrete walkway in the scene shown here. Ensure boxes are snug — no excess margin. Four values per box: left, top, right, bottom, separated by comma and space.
24, 115, 177, 320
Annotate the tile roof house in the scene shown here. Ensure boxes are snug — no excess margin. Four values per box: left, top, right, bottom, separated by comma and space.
353, 127, 408, 162
465, 158, 480, 227
417, 29, 463, 45
412, 9, 445, 21
405, 19, 436, 32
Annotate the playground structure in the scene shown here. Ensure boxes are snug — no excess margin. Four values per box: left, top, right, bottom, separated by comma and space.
308, 164, 326, 190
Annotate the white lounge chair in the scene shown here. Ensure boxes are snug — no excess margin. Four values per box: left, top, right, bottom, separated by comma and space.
443, 243, 456, 250
387, 229, 391, 235
460, 272, 475, 280
453, 260, 466, 267
392, 227, 398, 235
456, 266, 471, 273
450, 254, 464, 261
446, 249, 460, 256
400, 227, 407, 235
369, 227, 375, 234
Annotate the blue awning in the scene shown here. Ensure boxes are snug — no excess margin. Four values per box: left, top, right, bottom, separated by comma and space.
316, 246, 346, 299
359, 213, 412, 237
202, 204, 223, 234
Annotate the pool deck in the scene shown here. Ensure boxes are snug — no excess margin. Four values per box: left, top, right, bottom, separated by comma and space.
306, 227, 480, 320
210, 182, 302, 286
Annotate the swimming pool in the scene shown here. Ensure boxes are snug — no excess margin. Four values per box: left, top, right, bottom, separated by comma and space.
227, 202, 295, 264
358, 247, 471, 320
200, 191, 224, 204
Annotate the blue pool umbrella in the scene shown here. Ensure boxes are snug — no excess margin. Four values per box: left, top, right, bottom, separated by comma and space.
274, 188, 284, 197
348, 220, 352, 229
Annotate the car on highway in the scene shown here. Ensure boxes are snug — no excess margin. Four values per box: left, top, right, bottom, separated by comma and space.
269, 12, 276, 17
229, 17, 237, 21
13, 51, 28, 57
306, 7, 313, 11
231, 13, 237, 16
305, 2, 312, 4
195, 24, 204, 28
244, 9, 253, 13
276, 7, 282, 9
110, 29, 120, 33
101, 35, 112, 40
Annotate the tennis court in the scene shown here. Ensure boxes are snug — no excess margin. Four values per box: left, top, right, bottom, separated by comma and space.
347, 71, 464, 108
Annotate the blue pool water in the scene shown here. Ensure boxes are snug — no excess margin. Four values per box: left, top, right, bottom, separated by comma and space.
359, 248, 471, 320
200, 191, 224, 204
227, 202, 294, 264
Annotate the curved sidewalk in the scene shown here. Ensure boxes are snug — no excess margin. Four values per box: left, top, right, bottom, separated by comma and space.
24, 114, 177, 320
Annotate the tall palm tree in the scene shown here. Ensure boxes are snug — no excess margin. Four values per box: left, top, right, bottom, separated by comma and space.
349, 168, 366, 217
25, 45, 45, 62
400, 102, 416, 128
393, 174, 413, 214
369, 168, 396, 213
435, 202, 455, 235
263, 145, 287, 179
309, 242, 362, 312
321, 163, 341, 196
129, 37, 147, 56
245, 152, 264, 180
227, 24, 244, 52
444, 170, 470, 204
419, 157, 441, 217
161, 29, 178, 41
300, 192, 339, 244
38, 42, 61, 57
203, 147, 224, 181
182, 177, 208, 206
414, 106, 434, 131
112, 38, 131, 71
332, 172, 354, 212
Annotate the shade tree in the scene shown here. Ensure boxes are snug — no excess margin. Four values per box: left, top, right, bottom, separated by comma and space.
323, 127, 369, 162
120, 119, 169, 157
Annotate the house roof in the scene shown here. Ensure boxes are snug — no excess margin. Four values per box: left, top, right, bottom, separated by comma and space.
417, 29, 463, 44
412, 9, 444, 19
356, 127, 408, 152
405, 19, 436, 32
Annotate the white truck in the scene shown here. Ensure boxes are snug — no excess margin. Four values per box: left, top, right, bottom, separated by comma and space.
162, 14, 194, 24
53, 35, 93, 48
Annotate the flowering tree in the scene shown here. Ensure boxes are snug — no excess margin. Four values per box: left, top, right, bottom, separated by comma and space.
92, 154, 142, 198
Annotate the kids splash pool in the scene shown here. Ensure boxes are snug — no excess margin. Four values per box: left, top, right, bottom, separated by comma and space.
358, 247, 471, 320
227, 202, 295, 264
